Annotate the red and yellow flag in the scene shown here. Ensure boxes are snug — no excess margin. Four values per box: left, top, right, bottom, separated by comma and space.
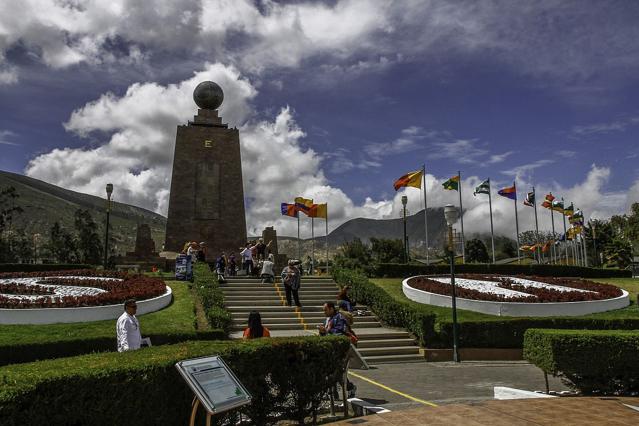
393, 170, 423, 191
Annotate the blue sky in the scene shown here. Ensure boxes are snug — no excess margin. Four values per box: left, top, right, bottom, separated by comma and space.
1, 0, 638, 237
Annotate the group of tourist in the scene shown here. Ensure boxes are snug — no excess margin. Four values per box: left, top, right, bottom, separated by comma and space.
181, 241, 207, 263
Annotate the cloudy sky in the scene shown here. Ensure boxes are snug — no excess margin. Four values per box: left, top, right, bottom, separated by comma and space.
1, 0, 638, 239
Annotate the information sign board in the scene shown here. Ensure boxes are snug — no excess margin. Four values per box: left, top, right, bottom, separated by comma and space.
176, 356, 251, 415
175, 254, 193, 281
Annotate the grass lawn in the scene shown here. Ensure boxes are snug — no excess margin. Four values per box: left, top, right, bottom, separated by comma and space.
0, 280, 197, 346
370, 276, 639, 322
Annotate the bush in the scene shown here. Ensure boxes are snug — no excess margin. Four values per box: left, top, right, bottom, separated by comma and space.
0, 263, 94, 273
191, 263, 232, 333
523, 329, 639, 394
333, 268, 437, 345
0, 337, 351, 426
371, 263, 632, 278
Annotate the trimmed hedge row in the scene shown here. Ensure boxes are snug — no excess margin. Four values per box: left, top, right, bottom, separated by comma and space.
372, 263, 632, 278
0, 337, 351, 426
333, 268, 437, 345
191, 263, 232, 333
523, 329, 639, 394
334, 268, 639, 348
0, 263, 94, 273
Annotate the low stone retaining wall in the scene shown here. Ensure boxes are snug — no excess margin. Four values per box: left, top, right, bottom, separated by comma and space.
0, 286, 172, 324
402, 278, 629, 317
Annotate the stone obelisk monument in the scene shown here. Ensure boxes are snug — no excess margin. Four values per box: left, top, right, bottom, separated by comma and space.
164, 81, 247, 256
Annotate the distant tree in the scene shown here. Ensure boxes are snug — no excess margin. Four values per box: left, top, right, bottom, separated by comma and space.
0, 186, 25, 262
370, 238, 404, 263
74, 210, 103, 264
518, 230, 542, 246
494, 236, 517, 259
603, 236, 633, 269
0, 186, 23, 233
48, 221, 78, 263
334, 238, 372, 271
465, 238, 489, 263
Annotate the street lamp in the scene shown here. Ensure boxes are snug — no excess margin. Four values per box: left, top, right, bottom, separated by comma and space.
590, 219, 598, 268
401, 195, 408, 263
104, 183, 113, 269
444, 204, 461, 363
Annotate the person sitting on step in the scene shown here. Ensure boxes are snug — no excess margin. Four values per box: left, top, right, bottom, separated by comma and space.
243, 311, 271, 339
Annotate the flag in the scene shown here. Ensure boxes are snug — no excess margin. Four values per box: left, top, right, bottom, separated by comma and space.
393, 170, 423, 191
281, 203, 298, 217
498, 185, 517, 200
569, 209, 584, 225
551, 199, 564, 213
542, 193, 555, 209
563, 202, 574, 217
523, 191, 535, 207
308, 203, 328, 219
473, 179, 490, 196
519, 245, 534, 252
442, 175, 460, 191
294, 197, 313, 215
542, 240, 554, 253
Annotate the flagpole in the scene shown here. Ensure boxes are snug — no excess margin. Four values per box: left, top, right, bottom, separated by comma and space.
561, 198, 568, 265
297, 214, 301, 261
458, 171, 466, 263
325, 206, 329, 275
550, 202, 556, 264
488, 179, 496, 263
311, 216, 315, 274
422, 164, 429, 264
514, 181, 521, 264
532, 187, 541, 264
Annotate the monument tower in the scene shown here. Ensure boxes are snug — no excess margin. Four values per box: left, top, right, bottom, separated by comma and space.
164, 81, 247, 255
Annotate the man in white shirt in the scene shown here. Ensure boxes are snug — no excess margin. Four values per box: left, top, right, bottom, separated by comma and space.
116, 299, 142, 352
240, 243, 254, 275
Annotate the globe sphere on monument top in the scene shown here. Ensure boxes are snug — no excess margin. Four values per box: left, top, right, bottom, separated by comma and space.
193, 81, 224, 110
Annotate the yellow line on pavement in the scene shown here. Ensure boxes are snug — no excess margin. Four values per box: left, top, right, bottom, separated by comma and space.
347, 371, 438, 407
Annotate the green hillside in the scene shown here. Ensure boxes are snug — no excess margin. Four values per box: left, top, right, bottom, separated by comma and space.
0, 171, 166, 255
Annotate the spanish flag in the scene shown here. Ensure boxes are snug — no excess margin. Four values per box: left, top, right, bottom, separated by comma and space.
281, 203, 298, 217
393, 170, 423, 191
308, 203, 328, 219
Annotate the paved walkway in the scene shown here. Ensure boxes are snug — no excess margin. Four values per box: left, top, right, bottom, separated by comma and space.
332, 397, 639, 425
346, 361, 569, 410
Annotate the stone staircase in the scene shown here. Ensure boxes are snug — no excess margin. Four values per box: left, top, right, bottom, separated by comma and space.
221, 276, 423, 364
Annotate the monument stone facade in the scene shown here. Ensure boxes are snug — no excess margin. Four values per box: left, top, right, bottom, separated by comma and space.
164, 81, 247, 255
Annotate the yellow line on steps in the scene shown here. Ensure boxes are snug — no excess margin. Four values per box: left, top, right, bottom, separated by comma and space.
347, 371, 438, 407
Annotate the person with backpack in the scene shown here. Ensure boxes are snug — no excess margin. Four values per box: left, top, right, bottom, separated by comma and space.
280, 259, 301, 307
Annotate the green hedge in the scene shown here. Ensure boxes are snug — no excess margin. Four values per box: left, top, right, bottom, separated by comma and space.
333, 268, 437, 345
191, 263, 232, 333
334, 268, 639, 348
372, 263, 631, 278
0, 263, 94, 273
0, 337, 351, 426
524, 329, 639, 394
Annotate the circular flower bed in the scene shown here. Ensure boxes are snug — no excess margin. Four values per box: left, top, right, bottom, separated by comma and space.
402, 274, 630, 317
0, 269, 166, 309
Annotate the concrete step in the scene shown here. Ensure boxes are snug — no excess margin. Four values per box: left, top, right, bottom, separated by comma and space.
363, 354, 425, 364
231, 311, 299, 319
229, 323, 305, 331
355, 331, 412, 340
357, 346, 420, 357
226, 306, 324, 312
232, 318, 302, 326
221, 289, 337, 296
356, 339, 417, 349
301, 315, 377, 323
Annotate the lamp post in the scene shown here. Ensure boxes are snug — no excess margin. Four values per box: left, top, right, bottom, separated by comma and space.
104, 183, 113, 269
590, 220, 598, 267
401, 195, 408, 263
444, 204, 460, 363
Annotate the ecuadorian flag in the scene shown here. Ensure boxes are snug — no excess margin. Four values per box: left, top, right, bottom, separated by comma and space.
498, 185, 517, 200
393, 170, 423, 191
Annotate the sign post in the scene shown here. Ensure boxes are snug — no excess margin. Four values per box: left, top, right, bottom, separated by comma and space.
176, 356, 251, 425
